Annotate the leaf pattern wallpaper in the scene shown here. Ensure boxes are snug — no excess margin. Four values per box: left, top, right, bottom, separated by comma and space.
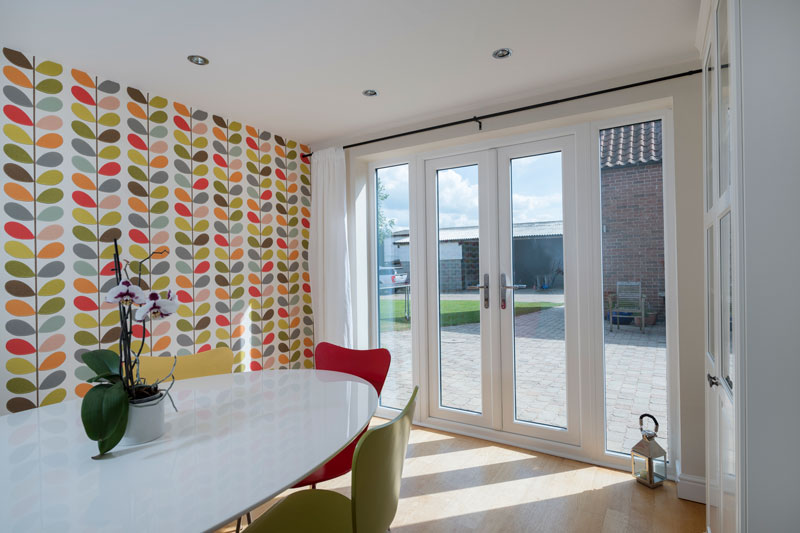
1, 46, 314, 415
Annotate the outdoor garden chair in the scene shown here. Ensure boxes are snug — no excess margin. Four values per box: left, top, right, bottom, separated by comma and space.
608, 281, 646, 333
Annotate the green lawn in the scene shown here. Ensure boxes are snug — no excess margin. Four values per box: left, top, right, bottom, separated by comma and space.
379, 298, 562, 330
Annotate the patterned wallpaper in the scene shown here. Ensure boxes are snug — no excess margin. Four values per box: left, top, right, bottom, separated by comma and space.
0, 46, 314, 415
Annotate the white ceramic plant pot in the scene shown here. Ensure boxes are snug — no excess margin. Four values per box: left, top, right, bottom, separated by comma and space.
122, 392, 165, 446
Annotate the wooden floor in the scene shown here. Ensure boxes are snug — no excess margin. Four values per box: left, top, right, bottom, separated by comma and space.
218, 420, 705, 533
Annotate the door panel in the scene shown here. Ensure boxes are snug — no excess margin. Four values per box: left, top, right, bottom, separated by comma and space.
425, 151, 496, 428
704, 0, 738, 529
498, 137, 580, 445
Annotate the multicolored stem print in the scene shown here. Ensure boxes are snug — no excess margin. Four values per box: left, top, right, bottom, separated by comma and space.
1, 45, 313, 414
2, 48, 68, 411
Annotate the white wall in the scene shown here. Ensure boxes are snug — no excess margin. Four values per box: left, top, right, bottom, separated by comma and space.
334, 68, 706, 487
739, 1, 800, 529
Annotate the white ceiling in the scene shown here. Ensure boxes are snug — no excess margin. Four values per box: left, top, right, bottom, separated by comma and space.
3, 0, 700, 147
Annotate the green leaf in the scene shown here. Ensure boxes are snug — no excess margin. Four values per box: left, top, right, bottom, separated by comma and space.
81, 381, 127, 444
82, 349, 121, 377
36, 187, 63, 204
73, 226, 98, 242
3, 143, 33, 164
35, 78, 62, 95
87, 372, 122, 384
149, 110, 167, 124
97, 398, 129, 455
38, 297, 65, 315
174, 145, 190, 159
7, 377, 35, 394
71, 121, 96, 140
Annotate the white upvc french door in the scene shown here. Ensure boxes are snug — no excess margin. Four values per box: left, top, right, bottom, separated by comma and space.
423, 136, 580, 446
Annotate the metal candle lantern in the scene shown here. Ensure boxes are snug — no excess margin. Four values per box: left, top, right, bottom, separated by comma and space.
630, 413, 666, 488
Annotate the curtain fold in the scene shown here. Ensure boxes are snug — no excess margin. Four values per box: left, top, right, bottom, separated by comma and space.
309, 147, 353, 348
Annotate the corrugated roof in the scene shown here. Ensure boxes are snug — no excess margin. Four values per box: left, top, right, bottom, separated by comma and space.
600, 120, 662, 168
393, 220, 562, 244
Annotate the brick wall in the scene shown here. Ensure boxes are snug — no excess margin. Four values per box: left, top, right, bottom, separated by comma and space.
601, 161, 665, 318
462, 241, 480, 289
439, 259, 463, 292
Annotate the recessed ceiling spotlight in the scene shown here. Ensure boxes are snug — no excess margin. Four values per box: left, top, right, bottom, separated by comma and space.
362, 89, 378, 97
187, 55, 210, 66
492, 48, 512, 59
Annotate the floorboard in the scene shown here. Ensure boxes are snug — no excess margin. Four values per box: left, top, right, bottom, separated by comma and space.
217, 420, 705, 533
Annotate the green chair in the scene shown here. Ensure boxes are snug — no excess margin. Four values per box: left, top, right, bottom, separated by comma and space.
247, 387, 418, 533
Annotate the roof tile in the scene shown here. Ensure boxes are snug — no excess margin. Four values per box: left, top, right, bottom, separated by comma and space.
599, 120, 662, 168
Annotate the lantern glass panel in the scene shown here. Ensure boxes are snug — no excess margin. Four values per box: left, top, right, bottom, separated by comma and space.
653, 456, 667, 482
632, 453, 648, 481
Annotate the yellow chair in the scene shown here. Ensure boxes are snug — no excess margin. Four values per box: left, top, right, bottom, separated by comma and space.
137, 346, 234, 383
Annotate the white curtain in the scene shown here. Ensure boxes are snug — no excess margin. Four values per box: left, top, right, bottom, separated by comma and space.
310, 147, 353, 348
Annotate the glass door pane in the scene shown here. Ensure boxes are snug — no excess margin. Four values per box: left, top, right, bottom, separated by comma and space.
717, 0, 731, 198
720, 212, 733, 390
509, 152, 566, 428
600, 120, 669, 457
435, 164, 482, 413
707, 226, 716, 362
375, 164, 413, 410
705, 42, 717, 212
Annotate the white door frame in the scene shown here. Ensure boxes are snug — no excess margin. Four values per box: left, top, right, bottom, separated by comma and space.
368, 109, 679, 476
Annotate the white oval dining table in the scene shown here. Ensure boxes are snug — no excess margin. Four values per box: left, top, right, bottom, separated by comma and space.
0, 369, 378, 532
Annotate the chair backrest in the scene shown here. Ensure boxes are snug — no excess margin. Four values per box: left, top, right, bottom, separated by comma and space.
315, 342, 392, 396
351, 386, 418, 533
137, 347, 234, 383
616, 281, 642, 305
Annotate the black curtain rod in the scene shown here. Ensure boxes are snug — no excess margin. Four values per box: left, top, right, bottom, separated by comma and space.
301, 68, 702, 158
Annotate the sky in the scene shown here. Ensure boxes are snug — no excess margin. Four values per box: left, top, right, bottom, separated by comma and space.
376, 151, 563, 231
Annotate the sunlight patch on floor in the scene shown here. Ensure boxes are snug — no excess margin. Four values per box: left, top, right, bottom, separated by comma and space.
395, 466, 629, 527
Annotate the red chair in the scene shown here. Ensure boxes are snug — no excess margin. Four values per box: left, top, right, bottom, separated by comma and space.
293, 342, 391, 489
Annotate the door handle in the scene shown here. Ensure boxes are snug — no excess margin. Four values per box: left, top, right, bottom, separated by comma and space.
467, 273, 490, 309
500, 273, 526, 310
707, 373, 720, 388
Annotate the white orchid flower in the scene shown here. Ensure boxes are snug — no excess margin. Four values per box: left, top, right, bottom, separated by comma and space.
105, 280, 146, 306
135, 290, 179, 322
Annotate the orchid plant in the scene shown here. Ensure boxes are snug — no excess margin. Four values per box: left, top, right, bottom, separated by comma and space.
80, 239, 178, 455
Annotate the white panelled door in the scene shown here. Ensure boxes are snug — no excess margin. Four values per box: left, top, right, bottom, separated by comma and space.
704, 0, 739, 530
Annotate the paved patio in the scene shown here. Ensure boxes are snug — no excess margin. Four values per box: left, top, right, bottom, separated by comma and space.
380, 304, 668, 456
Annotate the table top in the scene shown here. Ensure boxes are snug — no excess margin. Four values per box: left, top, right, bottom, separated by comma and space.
0, 370, 378, 532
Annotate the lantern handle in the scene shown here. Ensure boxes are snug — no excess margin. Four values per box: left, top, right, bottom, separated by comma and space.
639, 413, 659, 433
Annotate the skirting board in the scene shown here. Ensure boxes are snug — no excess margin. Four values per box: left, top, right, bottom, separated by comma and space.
678, 473, 706, 504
